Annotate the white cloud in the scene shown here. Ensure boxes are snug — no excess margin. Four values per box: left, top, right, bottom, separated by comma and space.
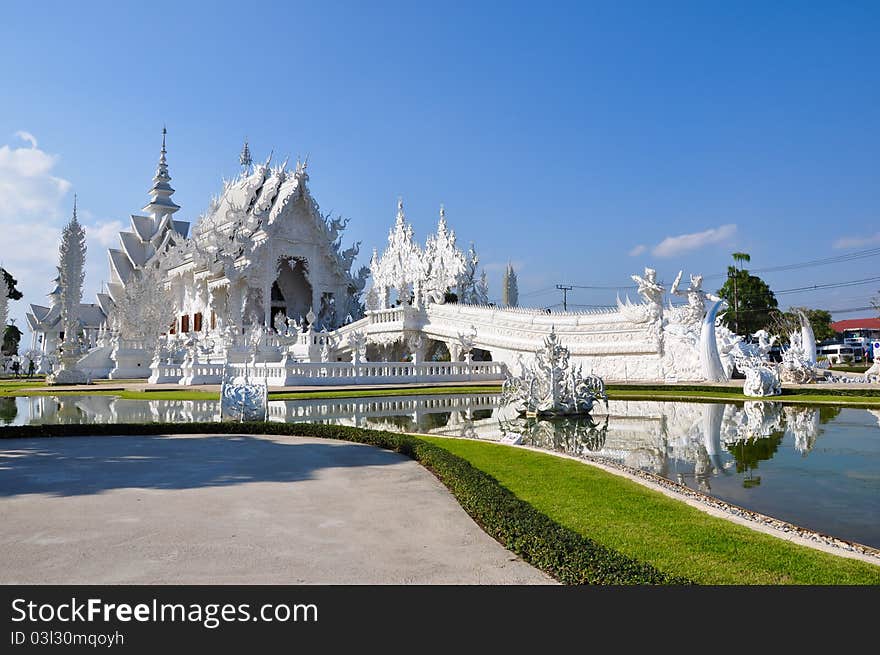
85, 220, 125, 248
0, 133, 71, 221
0, 133, 84, 344
14, 130, 38, 149
833, 232, 880, 250
651, 224, 737, 258
628, 244, 646, 257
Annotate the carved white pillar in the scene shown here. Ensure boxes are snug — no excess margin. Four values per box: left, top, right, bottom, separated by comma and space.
229, 281, 243, 334
263, 278, 273, 328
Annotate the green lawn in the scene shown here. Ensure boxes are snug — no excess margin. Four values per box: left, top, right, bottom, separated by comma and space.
829, 364, 871, 374
420, 436, 880, 584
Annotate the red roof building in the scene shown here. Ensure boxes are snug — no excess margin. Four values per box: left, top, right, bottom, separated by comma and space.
831, 317, 880, 332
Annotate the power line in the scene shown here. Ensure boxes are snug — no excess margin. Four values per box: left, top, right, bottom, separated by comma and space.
774, 276, 880, 295
551, 245, 880, 291
518, 286, 557, 299
703, 247, 880, 279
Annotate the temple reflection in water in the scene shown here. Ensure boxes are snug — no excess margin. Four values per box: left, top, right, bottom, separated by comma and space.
10, 394, 830, 482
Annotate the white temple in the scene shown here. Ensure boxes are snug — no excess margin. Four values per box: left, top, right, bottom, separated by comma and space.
28, 130, 838, 388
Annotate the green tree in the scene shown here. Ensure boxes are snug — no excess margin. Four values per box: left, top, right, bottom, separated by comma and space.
2, 321, 22, 356
769, 307, 837, 342
717, 260, 778, 337
732, 252, 751, 270
1, 268, 23, 301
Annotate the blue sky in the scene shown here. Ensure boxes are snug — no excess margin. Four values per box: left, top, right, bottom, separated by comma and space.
1, 1, 878, 340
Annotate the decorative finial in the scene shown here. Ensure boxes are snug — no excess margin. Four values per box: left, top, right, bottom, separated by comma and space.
162, 125, 167, 152
395, 197, 405, 226
439, 203, 446, 221
239, 138, 252, 169
72, 193, 77, 220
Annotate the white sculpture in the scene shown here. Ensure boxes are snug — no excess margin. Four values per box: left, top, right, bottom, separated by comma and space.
501, 327, 607, 417
631, 267, 664, 318
699, 300, 728, 382
219, 372, 267, 422
110, 267, 174, 343
779, 330, 817, 384
348, 330, 367, 363
273, 311, 287, 335
670, 271, 720, 327
47, 199, 89, 385
742, 361, 782, 397
320, 332, 336, 363
457, 325, 478, 361
457, 242, 490, 304
797, 310, 817, 366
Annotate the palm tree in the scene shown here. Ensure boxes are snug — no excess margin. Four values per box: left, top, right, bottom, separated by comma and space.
732, 252, 751, 271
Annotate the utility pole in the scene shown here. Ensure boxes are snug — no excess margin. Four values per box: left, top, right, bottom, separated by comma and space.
556, 284, 573, 311
731, 252, 750, 336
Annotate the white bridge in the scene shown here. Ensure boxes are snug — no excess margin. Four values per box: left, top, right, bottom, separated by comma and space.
321, 302, 670, 383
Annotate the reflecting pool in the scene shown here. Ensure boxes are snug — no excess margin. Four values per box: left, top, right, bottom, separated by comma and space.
2, 393, 878, 548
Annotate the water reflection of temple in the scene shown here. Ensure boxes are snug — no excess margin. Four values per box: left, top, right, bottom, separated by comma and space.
18, 395, 221, 424
11, 395, 832, 492
507, 400, 829, 493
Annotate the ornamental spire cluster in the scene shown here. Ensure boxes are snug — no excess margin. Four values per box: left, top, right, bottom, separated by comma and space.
369, 200, 486, 308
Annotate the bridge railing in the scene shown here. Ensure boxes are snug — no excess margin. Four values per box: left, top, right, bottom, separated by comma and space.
149, 358, 506, 387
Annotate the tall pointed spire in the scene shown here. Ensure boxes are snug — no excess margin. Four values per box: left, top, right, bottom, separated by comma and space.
72, 194, 78, 221
143, 125, 180, 219
438, 204, 447, 233
239, 137, 252, 171
395, 197, 405, 228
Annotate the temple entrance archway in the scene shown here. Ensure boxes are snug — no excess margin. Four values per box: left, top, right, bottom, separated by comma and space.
274, 257, 312, 323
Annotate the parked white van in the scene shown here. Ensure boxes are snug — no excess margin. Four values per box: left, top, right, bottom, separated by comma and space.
817, 344, 861, 365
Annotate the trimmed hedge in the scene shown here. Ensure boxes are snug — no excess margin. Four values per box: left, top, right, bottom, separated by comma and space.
0, 422, 692, 586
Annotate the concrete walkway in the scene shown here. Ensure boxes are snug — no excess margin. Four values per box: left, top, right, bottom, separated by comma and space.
0, 433, 554, 584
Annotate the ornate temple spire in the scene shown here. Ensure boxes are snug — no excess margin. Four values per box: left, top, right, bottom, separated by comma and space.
142, 126, 180, 219
395, 197, 405, 228
438, 204, 447, 234
239, 138, 252, 170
